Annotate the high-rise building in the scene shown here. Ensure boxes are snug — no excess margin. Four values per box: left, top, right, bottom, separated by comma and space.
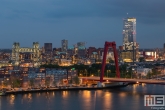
61, 39, 68, 52
123, 17, 136, 50
121, 17, 137, 63
12, 42, 40, 67
77, 42, 85, 48
44, 43, 52, 52
163, 43, 165, 59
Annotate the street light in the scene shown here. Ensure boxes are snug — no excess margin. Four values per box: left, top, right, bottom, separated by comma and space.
70, 68, 75, 85
132, 68, 135, 79
106, 70, 108, 77
1, 81, 4, 89
12, 82, 13, 89
97, 70, 100, 77
85, 69, 87, 77
107, 70, 111, 77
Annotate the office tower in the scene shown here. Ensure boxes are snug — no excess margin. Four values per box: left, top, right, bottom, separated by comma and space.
121, 17, 137, 63
61, 39, 68, 52
123, 17, 136, 50
44, 43, 52, 53
77, 42, 85, 48
163, 43, 165, 59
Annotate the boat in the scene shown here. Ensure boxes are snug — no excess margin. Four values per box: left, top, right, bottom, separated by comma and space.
0, 91, 6, 96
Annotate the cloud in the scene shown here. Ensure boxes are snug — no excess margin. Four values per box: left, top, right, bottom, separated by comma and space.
43, 0, 165, 24
110, 0, 165, 24
1, 0, 165, 24
0, 0, 165, 48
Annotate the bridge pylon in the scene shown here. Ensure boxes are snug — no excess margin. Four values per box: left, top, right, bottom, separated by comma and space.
99, 41, 120, 83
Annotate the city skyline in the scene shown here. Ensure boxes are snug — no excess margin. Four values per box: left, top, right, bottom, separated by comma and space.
0, 0, 165, 48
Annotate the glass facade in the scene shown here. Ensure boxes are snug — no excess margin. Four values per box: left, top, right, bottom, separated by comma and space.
44, 43, 52, 52
123, 18, 136, 51
61, 39, 68, 52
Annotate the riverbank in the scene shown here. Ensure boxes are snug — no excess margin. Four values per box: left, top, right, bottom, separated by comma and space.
3, 83, 128, 96
2, 83, 164, 110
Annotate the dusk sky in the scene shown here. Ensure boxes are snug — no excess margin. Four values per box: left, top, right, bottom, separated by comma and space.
0, 0, 165, 49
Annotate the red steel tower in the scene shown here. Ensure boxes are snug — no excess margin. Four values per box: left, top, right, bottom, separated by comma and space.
100, 41, 120, 82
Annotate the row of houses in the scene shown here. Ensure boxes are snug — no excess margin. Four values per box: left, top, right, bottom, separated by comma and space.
0, 66, 77, 88
130, 64, 165, 78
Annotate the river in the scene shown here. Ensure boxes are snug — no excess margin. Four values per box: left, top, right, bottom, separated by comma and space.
1, 84, 165, 110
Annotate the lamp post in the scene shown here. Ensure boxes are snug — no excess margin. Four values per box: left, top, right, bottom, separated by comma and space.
132, 68, 135, 79
106, 70, 108, 77
106, 70, 110, 77
66, 68, 68, 80
12, 82, 13, 89
1, 81, 3, 89
85, 69, 87, 77
70, 68, 75, 84
97, 70, 100, 77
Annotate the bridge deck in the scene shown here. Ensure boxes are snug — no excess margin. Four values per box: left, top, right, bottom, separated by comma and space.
80, 77, 165, 85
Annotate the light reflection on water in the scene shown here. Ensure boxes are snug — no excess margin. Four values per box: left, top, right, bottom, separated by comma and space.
81, 90, 94, 110
9, 94, 15, 105
102, 92, 112, 109
1, 84, 165, 110
62, 91, 68, 98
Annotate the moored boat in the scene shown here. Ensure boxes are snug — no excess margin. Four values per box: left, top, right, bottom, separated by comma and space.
0, 91, 6, 96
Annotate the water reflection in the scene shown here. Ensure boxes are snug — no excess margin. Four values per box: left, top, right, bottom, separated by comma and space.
80, 90, 94, 110
103, 92, 112, 109
28, 93, 32, 100
132, 84, 140, 94
52, 92, 55, 96
142, 83, 146, 87
95, 90, 103, 97
2, 84, 165, 110
119, 92, 126, 98
9, 94, 15, 105
23, 94, 27, 99
62, 91, 68, 98
82, 90, 91, 98
37, 93, 40, 97
0, 97, 1, 110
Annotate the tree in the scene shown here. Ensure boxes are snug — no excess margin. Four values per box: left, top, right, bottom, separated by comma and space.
8, 60, 12, 63
157, 58, 161, 61
58, 76, 64, 86
10, 76, 21, 88
124, 69, 132, 78
13, 79, 21, 88
139, 57, 145, 62
73, 76, 80, 85
45, 77, 50, 87
2, 79, 10, 88
146, 71, 152, 79
108, 58, 114, 63
119, 64, 128, 74
152, 68, 156, 76
29, 78, 34, 88
53, 81, 57, 87
69, 79, 72, 84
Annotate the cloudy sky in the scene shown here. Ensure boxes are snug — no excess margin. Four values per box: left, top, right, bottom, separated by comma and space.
0, 0, 165, 48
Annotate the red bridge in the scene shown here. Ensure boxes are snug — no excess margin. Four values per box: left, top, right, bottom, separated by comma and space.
82, 41, 165, 85
81, 77, 165, 85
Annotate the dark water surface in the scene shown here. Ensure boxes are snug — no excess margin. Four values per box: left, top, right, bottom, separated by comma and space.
1, 84, 165, 110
